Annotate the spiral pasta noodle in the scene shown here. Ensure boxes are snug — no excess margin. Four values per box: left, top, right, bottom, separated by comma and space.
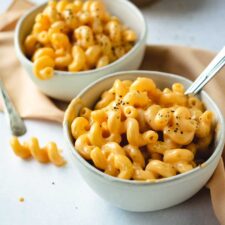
10, 136, 66, 167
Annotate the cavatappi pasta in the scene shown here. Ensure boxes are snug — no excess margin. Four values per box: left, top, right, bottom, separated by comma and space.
24, 0, 137, 80
10, 136, 66, 167
70, 77, 215, 180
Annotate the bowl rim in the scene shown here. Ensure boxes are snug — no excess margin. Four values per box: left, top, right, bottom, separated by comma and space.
63, 70, 225, 186
14, 0, 147, 77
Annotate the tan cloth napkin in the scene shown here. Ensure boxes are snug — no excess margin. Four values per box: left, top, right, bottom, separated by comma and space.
0, 0, 225, 224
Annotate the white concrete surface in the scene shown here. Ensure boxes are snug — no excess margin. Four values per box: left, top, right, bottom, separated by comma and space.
142, 0, 225, 51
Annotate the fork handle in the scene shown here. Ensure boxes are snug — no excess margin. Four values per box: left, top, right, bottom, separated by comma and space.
185, 46, 225, 95
0, 80, 26, 136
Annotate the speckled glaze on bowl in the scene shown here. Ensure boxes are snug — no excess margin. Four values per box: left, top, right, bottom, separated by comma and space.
14, 0, 147, 101
63, 70, 225, 212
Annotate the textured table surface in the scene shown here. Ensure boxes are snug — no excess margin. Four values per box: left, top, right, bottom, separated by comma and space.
1, 0, 224, 224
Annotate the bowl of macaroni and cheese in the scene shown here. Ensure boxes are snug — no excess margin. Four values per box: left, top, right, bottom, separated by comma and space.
63, 71, 225, 211
14, 0, 147, 101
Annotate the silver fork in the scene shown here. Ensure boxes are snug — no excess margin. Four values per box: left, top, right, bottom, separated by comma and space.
185, 46, 225, 95
0, 79, 26, 136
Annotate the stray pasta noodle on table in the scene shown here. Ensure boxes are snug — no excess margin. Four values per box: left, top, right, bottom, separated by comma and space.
10, 136, 66, 167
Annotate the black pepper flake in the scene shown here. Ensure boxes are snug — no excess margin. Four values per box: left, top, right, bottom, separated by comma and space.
174, 128, 178, 133
52, 182, 55, 185
181, 131, 183, 134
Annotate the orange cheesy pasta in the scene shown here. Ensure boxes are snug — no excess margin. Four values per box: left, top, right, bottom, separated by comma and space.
24, 0, 137, 80
70, 77, 215, 180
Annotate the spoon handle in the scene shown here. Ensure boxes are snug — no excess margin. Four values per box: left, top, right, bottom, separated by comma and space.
185, 46, 225, 95
0, 79, 26, 136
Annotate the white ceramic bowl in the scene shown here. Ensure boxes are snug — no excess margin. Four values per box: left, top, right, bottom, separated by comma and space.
63, 70, 225, 212
14, 0, 147, 101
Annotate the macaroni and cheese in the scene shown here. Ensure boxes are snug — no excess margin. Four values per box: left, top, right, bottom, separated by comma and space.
24, 0, 137, 80
69, 77, 215, 180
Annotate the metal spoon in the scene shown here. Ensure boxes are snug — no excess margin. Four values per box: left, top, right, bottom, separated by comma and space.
185, 46, 225, 95
0, 79, 26, 136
